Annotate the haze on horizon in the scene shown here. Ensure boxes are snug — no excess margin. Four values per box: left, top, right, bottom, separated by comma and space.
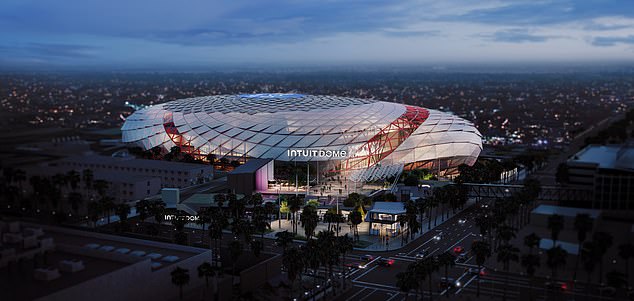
1, 0, 634, 70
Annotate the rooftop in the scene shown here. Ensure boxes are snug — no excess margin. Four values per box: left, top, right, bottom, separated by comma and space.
229, 158, 272, 174
367, 201, 406, 215
532, 204, 601, 219
569, 144, 634, 171
60, 155, 213, 172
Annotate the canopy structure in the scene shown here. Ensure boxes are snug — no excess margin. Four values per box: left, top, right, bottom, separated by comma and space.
122, 93, 482, 181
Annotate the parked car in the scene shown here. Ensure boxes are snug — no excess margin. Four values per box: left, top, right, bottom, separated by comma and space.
598, 286, 616, 297
362, 255, 375, 261
379, 258, 395, 267
468, 267, 486, 276
439, 277, 461, 290
545, 281, 568, 291
415, 250, 428, 258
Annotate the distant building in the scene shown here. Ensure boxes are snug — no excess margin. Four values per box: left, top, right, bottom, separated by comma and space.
564, 143, 634, 210
56, 155, 213, 189
365, 202, 406, 236
227, 158, 274, 195
0, 222, 213, 301
530, 204, 601, 253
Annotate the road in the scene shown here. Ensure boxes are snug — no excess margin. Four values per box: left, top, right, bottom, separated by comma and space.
334, 203, 618, 301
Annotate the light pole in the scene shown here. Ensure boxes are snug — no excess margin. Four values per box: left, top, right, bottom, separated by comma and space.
277, 182, 282, 229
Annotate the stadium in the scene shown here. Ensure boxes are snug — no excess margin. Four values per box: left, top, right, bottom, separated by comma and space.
121, 93, 482, 184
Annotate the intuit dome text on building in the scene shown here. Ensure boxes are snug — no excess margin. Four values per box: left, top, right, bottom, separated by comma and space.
122, 94, 482, 182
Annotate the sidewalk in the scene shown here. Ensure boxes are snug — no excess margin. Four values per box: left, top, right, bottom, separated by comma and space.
265, 199, 475, 252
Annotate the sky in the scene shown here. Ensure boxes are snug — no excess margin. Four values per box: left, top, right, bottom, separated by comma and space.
1, 0, 634, 69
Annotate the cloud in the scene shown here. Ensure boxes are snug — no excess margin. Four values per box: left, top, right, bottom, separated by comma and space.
1, 0, 634, 67
0, 43, 97, 59
485, 29, 552, 43
592, 35, 634, 46
380, 30, 439, 38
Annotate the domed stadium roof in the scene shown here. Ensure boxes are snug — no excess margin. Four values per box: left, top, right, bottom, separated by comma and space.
122, 93, 482, 181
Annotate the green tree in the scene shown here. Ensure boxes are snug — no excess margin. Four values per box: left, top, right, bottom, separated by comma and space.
283, 247, 304, 299
593, 231, 613, 285
229, 240, 243, 286
197, 261, 216, 292
396, 269, 418, 301
437, 251, 456, 292
275, 230, 294, 253
581, 241, 600, 297
573, 213, 593, 280
115, 203, 131, 232
497, 244, 519, 301
521, 253, 540, 300
300, 205, 319, 240
524, 233, 540, 254
171, 267, 190, 300
546, 246, 568, 280
348, 206, 363, 241
471, 240, 491, 297
337, 234, 354, 289
618, 243, 634, 288
547, 214, 564, 247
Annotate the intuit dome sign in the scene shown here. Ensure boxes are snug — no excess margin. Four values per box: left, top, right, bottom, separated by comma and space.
122, 93, 482, 182
287, 149, 348, 159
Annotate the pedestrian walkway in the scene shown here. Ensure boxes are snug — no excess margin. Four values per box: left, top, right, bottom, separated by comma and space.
266, 199, 475, 251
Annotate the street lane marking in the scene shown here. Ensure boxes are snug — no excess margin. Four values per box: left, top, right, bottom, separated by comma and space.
454, 275, 477, 294
386, 292, 401, 301
353, 265, 378, 281
358, 289, 377, 301
346, 287, 368, 301
353, 280, 398, 290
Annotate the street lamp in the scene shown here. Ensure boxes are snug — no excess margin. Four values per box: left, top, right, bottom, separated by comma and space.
277, 182, 282, 229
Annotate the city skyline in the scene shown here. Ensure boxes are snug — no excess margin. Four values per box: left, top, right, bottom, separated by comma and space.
1, 0, 634, 69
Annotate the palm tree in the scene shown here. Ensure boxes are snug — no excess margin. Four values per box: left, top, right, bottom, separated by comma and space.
171, 267, 190, 300
397, 214, 407, 246
606, 270, 628, 293
300, 205, 319, 240
283, 246, 304, 300
471, 240, 491, 297
547, 214, 564, 247
115, 203, 131, 232
521, 253, 540, 300
195, 208, 209, 238
618, 243, 634, 289
275, 230, 294, 253
87, 201, 101, 228
418, 256, 438, 301
581, 241, 600, 298
437, 251, 456, 297
66, 170, 81, 191
288, 195, 302, 234
337, 234, 354, 289
197, 261, 215, 292
348, 206, 363, 241
497, 244, 519, 301
229, 240, 243, 286
396, 270, 418, 301
524, 233, 540, 254
67, 192, 83, 214
495, 225, 516, 250
98, 195, 115, 225
546, 246, 568, 280
82, 169, 93, 189
593, 231, 613, 285
150, 200, 166, 225
208, 208, 226, 258
573, 213, 593, 280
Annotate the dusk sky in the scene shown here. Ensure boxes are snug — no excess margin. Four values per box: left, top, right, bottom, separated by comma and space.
1, 0, 634, 69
